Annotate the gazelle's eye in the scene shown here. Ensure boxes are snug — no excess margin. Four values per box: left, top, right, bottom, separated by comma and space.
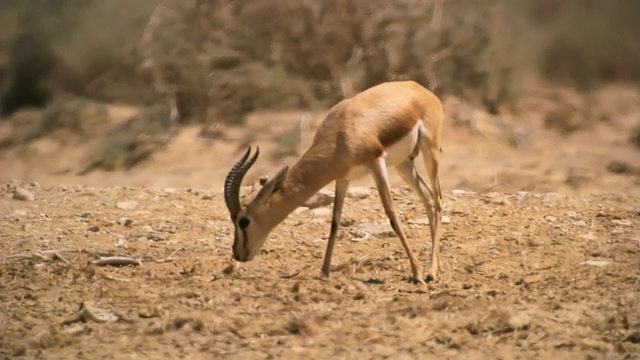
238, 217, 250, 229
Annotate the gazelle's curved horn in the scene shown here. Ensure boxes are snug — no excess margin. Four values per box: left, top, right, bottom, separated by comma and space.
224, 146, 260, 215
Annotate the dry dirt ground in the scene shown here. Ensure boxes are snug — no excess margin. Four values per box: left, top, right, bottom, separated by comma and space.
0, 84, 639, 359
1, 182, 639, 359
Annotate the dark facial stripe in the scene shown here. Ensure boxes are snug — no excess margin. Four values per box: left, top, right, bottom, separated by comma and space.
241, 228, 249, 252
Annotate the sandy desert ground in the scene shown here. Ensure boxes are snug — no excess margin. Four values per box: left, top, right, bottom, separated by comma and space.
1, 84, 639, 359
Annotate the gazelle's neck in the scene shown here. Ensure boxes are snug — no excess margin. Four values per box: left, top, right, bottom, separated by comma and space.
264, 149, 343, 229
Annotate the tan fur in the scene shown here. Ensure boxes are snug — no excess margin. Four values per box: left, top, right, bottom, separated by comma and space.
227, 80, 444, 283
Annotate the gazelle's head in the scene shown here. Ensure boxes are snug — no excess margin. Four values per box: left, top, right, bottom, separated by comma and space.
224, 147, 289, 262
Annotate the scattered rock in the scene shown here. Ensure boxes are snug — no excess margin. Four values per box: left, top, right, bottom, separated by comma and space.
117, 217, 133, 226
60, 324, 90, 335
504, 231, 523, 242
452, 189, 475, 196
578, 233, 597, 240
573, 220, 587, 227
482, 192, 511, 205
304, 189, 334, 209
579, 260, 610, 267
310, 207, 331, 217
564, 211, 578, 219
543, 215, 557, 222
515, 191, 528, 204
12, 188, 35, 201
116, 200, 138, 210
79, 303, 118, 323
611, 219, 632, 227
347, 187, 371, 199
508, 313, 531, 330
527, 237, 542, 247
293, 207, 308, 215
340, 216, 355, 226
9, 209, 29, 217
349, 229, 371, 242
408, 217, 430, 226
357, 222, 395, 238
115, 236, 127, 248
87, 225, 100, 232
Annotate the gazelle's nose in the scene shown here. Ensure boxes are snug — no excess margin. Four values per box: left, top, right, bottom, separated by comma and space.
233, 250, 250, 262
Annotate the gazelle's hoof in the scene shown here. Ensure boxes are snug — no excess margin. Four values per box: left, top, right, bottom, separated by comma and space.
410, 270, 427, 285
426, 268, 440, 283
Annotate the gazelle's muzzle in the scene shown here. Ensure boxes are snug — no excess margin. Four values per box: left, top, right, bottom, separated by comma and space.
233, 249, 254, 262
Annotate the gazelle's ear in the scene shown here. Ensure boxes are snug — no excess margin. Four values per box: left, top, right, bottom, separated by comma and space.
253, 166, 289, 205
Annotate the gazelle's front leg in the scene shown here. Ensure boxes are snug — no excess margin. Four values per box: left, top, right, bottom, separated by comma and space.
396, 159, 442, 281
370, 157, 426, 284
322, 179, 349, 276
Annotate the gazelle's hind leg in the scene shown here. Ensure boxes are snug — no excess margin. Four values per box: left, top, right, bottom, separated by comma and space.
370, 157, 426, 284
417, 127, 444, 281
393, 128, 444, 281
396, 158, 441, 281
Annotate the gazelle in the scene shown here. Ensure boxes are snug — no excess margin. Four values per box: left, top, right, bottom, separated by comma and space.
224, 81, 444, 283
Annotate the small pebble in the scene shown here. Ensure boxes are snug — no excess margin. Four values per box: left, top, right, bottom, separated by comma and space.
304, 190, 334, 209
611, 219, 631, 226
565, 211, 578, 219
12, 188, 35, 201
116, 200, 138, 210
579, 260, 609, 267
515, 191, 528, 204
310, 207, 332, 217
118, 217, 133, 227
347, 187, 371, 199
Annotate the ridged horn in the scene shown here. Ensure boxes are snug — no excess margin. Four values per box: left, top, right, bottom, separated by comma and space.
224, 146, 260, 216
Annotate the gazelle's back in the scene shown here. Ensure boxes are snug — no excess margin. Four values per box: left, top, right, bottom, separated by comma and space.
310, 81, 442, 163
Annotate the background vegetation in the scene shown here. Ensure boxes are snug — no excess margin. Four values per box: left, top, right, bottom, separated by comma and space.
1, 0, 639, 168
3, 0, 640, 119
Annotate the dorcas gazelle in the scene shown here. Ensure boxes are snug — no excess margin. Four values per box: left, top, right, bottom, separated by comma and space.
223, 81, 444, 283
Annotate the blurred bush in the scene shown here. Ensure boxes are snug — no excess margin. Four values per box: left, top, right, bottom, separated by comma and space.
1, 0, 639, 125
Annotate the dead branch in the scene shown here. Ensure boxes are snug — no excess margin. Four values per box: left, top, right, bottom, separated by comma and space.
92, 256, 141, 267
1, 250, 79, 264
51, 251, 71, 265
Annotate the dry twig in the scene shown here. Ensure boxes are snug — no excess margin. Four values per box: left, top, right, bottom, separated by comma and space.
92, 256, 141, 267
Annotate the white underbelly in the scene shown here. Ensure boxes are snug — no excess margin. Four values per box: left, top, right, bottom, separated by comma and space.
344, 122, 421, 180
